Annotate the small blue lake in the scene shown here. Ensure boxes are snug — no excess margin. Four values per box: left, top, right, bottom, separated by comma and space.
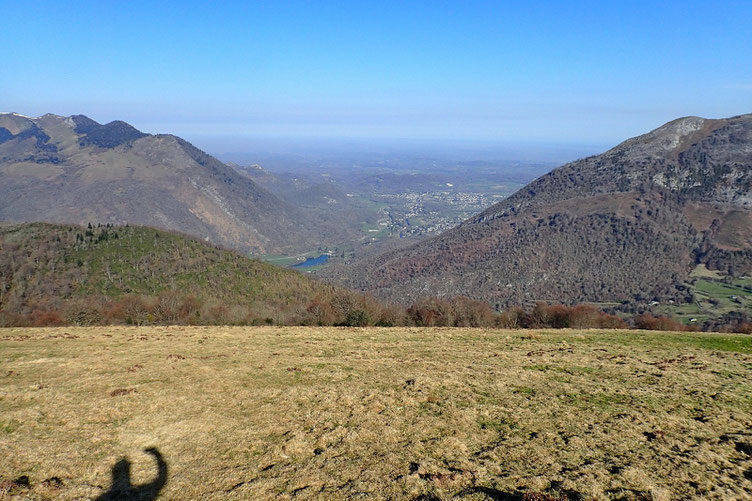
292, 254, 329, 268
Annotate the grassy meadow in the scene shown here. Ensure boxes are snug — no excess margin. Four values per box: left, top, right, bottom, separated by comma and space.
657, 265, 752, 326
1, 327, 752, 500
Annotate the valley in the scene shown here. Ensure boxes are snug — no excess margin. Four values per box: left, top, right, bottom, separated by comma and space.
1, 112, 750, 329
226, 154, 541, 265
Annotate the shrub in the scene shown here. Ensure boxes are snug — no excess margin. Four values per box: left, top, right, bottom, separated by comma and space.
496, 307, 525, 329
179, 295, 202, 319
360, 294, 389, 327
633, 313, 684, 331
451, 297, 494, 327
0, 310, 23, 327
320, 291, 384, 327
102, 300, 125, 323
118, 295, 154, 326
204, 303, 230, 325
568, 304, 601, 328
152, 291, 184, 323
542, 304, 572, 328
407, 297, 454, 327
343, 309, 370, 327
595, 313, 628, 329
64, 301, 104, 326
374, 304, 407, 327
306, 298, 337, 326
527, 302, 551, 328
329, 291, 359, 325
29, 309, 65, 327
734, 322, 752, 334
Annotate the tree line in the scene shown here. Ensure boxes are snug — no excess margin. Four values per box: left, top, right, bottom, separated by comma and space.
2, 290, 750, 333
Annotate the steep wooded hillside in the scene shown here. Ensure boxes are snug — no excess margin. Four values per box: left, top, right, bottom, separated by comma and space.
0, 222, 338, 323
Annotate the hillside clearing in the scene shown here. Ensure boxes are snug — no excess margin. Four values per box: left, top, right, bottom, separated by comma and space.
1, 327, 751, 500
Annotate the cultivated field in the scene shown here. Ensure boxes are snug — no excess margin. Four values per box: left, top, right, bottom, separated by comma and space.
1, 327, 751, 500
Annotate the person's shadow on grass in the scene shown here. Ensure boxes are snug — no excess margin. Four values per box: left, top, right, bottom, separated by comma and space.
95, 447, 167, 501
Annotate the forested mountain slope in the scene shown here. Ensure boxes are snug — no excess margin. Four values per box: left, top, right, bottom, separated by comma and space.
0, 222, 348, 320
327, 114, 752, 306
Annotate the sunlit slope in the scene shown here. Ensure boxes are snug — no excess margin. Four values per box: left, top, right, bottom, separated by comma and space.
0, 222, 334, 313
0, 113, 343, 253
335, 114, 752, 306
0, 326, 750, 499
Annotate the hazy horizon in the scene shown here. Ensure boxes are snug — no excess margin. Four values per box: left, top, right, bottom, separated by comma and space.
208, 135, 604, 166
3, 1, 751, 152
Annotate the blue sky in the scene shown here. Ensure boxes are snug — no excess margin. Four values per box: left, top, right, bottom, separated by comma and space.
2, 1, 751, 150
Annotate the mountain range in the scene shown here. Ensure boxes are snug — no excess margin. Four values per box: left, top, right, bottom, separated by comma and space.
3, 111, 751, 310
0, 113, 344, 254
324, 114, 752, 306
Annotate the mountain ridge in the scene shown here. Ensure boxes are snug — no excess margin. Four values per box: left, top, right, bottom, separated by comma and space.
0, 112, 340, 253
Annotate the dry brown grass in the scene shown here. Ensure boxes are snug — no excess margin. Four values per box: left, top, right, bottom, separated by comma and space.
1, 327, 751, 500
